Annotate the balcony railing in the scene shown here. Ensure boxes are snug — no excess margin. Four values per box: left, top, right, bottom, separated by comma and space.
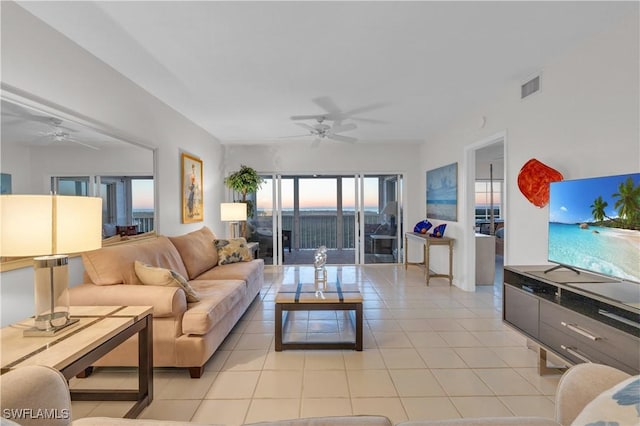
132, 212, 155, 234
255, 212, 382, 249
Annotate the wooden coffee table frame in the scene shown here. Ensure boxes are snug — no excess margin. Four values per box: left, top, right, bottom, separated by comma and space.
1, 306, 153, 419
275, 300, 363, 351
67, 312, 153, 419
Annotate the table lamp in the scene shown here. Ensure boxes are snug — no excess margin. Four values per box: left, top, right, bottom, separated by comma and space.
220, 202, 247, 238
0, 195, 102, 336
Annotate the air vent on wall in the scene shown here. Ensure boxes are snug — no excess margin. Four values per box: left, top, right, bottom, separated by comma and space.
521, 75, 540, 99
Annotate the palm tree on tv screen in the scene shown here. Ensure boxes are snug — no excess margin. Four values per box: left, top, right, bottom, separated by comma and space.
612, 177, 640, 230
590, 196, 609, 223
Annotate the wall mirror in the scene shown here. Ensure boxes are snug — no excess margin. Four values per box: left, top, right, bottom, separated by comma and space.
1, 85, 157, 271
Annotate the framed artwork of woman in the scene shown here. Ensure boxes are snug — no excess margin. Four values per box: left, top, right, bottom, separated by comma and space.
181, 153, 203, 223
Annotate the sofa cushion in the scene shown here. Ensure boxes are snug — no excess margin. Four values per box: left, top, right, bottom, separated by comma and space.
571, 375, 640, 426
215, 237, 252, 265
82, 236, 188, 285
169, 226, 219, 279
195, 258, 264, 285
182, 280, 246, 335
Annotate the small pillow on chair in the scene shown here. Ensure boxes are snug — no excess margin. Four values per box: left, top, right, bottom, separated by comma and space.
214, 238, 252, 265
134, 261, 200, 302
571, 375, 640, 426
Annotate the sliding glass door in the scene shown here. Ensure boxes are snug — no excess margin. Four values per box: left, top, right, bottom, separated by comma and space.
359, 174, 402, 264
249, 173, 402, 265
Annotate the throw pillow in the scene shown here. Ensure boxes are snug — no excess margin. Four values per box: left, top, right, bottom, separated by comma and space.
571, 375, 640, 426
134, 261, 200, 302
134, 260, 174, 286
214, 238, 252, 265
169, 270, 201, 303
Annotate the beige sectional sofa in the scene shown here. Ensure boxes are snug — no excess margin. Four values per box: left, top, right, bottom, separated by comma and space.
68, 227, 263, 378
0, 363, 635, 425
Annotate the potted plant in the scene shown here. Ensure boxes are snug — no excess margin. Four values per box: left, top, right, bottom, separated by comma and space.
224, 165, 264, 238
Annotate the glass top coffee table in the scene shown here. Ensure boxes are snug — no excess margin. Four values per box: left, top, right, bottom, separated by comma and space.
274, 279, 363, 351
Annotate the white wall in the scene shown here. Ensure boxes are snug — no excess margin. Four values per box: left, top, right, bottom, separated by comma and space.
419, 14, 639, 290
0, 2, 225, 325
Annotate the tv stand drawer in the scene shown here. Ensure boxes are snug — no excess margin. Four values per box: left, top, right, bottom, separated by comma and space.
540, 300, 639, 372
539, 321, 628, 371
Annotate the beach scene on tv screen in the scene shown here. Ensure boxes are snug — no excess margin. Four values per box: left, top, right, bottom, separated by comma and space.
548, 173, 640, 283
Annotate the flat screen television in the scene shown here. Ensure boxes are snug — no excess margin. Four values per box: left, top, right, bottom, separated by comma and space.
548, 172, 640, 283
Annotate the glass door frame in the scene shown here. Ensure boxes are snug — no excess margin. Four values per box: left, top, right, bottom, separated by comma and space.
356, 173, 403, 265
255, 172, 403, 266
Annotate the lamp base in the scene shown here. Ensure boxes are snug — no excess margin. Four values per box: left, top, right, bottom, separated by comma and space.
23, 317, 79, 337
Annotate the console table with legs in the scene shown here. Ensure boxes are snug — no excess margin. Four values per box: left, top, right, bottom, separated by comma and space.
404, 232, 454, 285
1, 305, 153, 419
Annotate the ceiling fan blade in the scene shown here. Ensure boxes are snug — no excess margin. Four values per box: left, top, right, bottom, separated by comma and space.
350, 116, 389, 124
295, 122, 316, 132
331, 122, 357, 133
3, 103, 53, 123
277, 134, 310, 139
290, 114, 324, 121
342, 101, 391, 117
328, 134, 357, 143
311, 138, 321, 148
312, 96, 341, 114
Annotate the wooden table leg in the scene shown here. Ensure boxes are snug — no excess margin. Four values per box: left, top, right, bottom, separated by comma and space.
425, 240, 430, 285
275, 303, 283, 352
355, 303, 363, 351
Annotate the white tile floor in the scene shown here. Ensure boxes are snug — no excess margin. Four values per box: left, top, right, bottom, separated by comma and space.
70, 265, 562, 425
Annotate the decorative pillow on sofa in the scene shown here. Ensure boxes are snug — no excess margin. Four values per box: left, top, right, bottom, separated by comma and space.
214, 238, 252, 265
134, 260, 175, 286
571, 375, 640, 426
169, 271, 201, 303
134, 261, 200, 302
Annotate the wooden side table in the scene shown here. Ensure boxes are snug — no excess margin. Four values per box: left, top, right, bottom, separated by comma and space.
247, 241, 259, 259
404, 232, 454, 285
1, 306, 153, 419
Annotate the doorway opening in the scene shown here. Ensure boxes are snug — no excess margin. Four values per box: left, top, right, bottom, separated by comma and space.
464, 133, 506, 293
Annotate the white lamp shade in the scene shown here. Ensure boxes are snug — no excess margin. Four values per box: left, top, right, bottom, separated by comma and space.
0, 195, 103, 256
220, 203, 247, 221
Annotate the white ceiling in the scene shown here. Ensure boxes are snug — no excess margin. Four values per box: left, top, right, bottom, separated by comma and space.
15, 1, 635, 145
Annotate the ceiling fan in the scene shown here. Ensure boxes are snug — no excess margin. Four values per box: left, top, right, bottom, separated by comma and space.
2, 103, 78, 132
290, 96, 389, 125
283, 117, 358, 147
34, 127, 100, 150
